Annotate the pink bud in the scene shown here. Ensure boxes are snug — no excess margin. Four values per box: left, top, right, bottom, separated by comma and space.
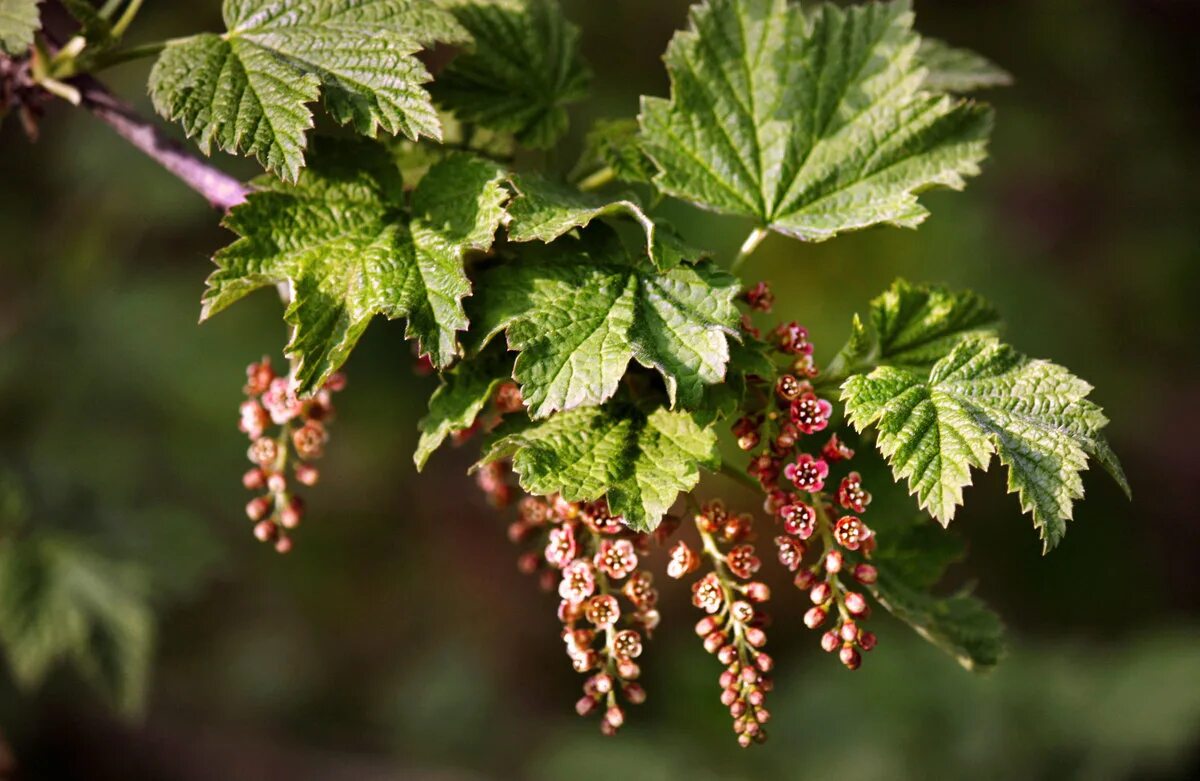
803, 606, 827, 629
242, 468, 266, 490
839, 646, 862, 670
844, 591, 868, 615
853, 563, 878, 584
820, 630, 840, 653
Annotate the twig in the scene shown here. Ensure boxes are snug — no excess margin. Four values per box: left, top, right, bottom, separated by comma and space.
73, 74, 249, 211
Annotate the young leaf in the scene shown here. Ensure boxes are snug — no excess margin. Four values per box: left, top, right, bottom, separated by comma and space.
0, 536, 153, 714
638, 0, 993, 242
579, 118, 657, 186
468, 226, 740, 417
434, 0, 590, 149
0, 0, 38, 55
148, 0, 468, 180
415, 347, 513, 470
826, 278, 1000, 379
506, 174, 701, 269
842, 335, 1130, 551
203, 139, 508, 394
918, 38, 1013, 93
479, 400, 719, 531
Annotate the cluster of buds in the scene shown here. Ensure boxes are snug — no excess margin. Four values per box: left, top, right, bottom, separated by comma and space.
730, 305, 884, 670
239, 358, 343, 553
466, 381, 527, 508
502, 490, 657, 735
669, 501, 773, 747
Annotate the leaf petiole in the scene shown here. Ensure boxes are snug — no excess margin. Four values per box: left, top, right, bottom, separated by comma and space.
730, 227, 768, 274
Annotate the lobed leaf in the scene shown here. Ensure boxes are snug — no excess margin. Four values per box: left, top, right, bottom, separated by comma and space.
149, 0, 468, 180
203, 139, 508, 394
843, 335, 1130, 551
479, 399, 719, 531
827, 278, 1001, 379
638, 0, 993, 242
0, 0, 38, 55
0, 535, 153, 714
434, 0, 590, 149
468, 225, 740, 417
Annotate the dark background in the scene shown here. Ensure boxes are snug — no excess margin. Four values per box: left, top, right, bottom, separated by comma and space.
2, 0, 1199, 778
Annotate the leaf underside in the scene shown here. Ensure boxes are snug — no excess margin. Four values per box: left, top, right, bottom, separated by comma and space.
639, 0, 993, 242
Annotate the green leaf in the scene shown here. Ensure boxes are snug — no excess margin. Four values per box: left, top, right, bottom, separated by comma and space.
638, 0, 993, 242
0, 536, 153, 714
468, 226, 740, 416
872, 566, 1005, 672
148, 0, 468, 180
479, 399, 719, 531
826, 278, 1000, 379
415, 347, 513, 470
506, 173, 701, 270
578, 118, 657, 185
694, 334, 774, 425
434, 0, 590, 149
866, 517, 1004, 670
203, 139, 508, 394
843, 335, 1129, 551
0, 0, 38, 55
918, 38, 1013, 93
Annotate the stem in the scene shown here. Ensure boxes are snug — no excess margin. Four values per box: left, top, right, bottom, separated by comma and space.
87, 40, 167, 71
730, 227, 769, 275
110, 0, 145, 39
73, 74, 250, 211
719, 462, 760, 493
577, 166, 615, 192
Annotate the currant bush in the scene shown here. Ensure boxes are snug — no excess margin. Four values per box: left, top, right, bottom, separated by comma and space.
0, 0, 1130, 742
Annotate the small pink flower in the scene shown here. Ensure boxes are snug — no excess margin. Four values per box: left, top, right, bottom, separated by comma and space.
837, 472, 871, 513
262, 378, 303, 424
834, 516, 872, 551
784, 453, 829, 492
774, 535, 806, 572
559, 560, 596, 604
666, 540, 700, 579
779, 500, 816, 539
822, 433, 855, 462
594, 538, 639, 580
691, 572, 724, 613
238, 400, 270, 439
545, 524, 578, 569
789, 392, 832, 435
726, 544, 761, 579
584, 594, 620, 628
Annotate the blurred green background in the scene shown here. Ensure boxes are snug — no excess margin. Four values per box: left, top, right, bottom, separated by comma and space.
2, 0, 1199, 778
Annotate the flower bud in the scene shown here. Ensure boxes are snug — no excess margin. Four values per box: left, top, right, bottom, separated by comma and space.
844, 591, 868, 615
253, 520, 276, 542
242, 468, 266, 490
245, 496, 272, 521
839, 646, 862, 670
294, 463, 320, 486
820, 630, 840, 653
852, 563, 878, 584
803, 606, 827, 629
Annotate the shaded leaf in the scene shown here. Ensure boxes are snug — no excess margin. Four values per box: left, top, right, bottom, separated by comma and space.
0, 0, 38, 55
415, 347, 513, 470
434, 0, 589, 148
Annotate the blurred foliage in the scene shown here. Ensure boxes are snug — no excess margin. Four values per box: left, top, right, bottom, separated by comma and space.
1, 0, 1198, 778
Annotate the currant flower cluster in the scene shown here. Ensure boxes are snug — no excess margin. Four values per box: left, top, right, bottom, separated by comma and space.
507, 492, 659, 735
735, 291, 881, 670
238, 358, 344, 553
667, 501, 773, 747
